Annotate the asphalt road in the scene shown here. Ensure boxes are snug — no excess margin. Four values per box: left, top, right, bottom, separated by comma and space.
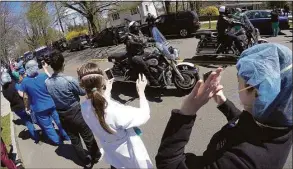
13, 30, 292, 168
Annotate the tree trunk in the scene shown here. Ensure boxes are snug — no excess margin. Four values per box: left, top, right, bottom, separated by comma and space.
190, 1, 195, 11
165, 1, 171, 14
54, 2, 64, 33
87, 14, 97, 35
176, 1, 178, 13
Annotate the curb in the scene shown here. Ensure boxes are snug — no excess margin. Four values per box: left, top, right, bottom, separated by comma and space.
10, 112, 19, 160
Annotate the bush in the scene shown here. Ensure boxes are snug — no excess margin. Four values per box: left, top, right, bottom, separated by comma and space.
65, 29, 89, 41
199, 6, 219, 16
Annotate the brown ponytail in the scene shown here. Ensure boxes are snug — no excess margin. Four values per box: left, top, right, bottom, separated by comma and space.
77, 62, 114, 134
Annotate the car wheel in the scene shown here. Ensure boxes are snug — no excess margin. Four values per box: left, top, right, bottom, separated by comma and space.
179, 28, 189, 38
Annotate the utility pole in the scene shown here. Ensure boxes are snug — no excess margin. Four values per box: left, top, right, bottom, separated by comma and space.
54, 2, 64, 33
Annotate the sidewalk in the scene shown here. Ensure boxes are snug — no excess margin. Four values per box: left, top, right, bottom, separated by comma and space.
14, 113, 110, 168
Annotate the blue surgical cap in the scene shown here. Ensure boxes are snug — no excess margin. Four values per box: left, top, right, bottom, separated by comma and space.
25, 60, 39, 77
1, 72, 12, 85
237, 43, 292, 127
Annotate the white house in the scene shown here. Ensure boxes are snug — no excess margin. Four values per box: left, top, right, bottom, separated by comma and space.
107, 1, 165, 27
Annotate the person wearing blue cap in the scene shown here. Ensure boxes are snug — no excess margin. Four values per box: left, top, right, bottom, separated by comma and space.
1, 72, 39, 143
18, 60, 69, 145
156, 43, 292, 169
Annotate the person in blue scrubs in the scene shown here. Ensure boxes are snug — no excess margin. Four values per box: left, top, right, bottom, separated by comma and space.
1, 72, 39, 143
19, 60, 69, 145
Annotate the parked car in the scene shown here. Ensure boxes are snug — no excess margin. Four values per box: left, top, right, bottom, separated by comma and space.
52, 38, 68, 52
23, 51, 33, 61
34, 46, 53, 69
91, 26, 127, 48
68, 35, 90, 52
140, 11, 201, 38
243, 10, 290, 34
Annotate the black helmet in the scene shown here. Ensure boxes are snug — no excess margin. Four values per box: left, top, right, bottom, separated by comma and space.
128, 21, 140, 34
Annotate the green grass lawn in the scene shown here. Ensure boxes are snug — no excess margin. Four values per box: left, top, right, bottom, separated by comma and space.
200, 22, 217, 30
1, 114, 11, 169
1, 114, 11, 148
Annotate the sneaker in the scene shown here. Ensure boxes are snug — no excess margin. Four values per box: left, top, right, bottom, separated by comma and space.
84, 155, 93, 169
15, 159, 25, 169
92, 149, 103, 164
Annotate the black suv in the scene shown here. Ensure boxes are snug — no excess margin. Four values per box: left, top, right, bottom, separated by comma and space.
91, 26, 128, 48
68, 35, 90, 52
34, 46, 52, 69
52, 38, 68, 52
141, 11, 200, 38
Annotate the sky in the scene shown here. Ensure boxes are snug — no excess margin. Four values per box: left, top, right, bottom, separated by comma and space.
6, 1, 85, 31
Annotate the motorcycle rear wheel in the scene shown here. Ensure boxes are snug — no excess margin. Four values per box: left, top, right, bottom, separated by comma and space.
174, 71, 198, 93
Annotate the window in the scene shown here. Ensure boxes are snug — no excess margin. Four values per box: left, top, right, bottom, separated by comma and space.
254, 11, 262, 19
145, 5, 149, 12
112, 13, 120, 21
260, 11, 271, 18
130, 8, 138, 15
245, 12, 254, 19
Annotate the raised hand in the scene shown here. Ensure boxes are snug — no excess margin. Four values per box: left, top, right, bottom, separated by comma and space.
180, 68, 223, 116
104, 78, 114, 97
136, 74, 147, 96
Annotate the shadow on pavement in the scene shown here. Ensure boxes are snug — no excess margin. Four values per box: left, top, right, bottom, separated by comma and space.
55, 144, 84, 167
13, 119, 25, 126
18, 129, 61, 146
111, 82, 186, 104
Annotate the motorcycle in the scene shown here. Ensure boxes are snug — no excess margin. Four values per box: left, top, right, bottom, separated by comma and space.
195, 14, 268, 56
108, 26, 200, 93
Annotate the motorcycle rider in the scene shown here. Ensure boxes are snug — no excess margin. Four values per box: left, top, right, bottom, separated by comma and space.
125, 21, 160, 87
217, 6, 244, 54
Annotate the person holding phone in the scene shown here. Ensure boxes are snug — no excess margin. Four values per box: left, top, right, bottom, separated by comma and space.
156, 43, 292, 169
78, 62, 153, 169
45, 50, 102, 168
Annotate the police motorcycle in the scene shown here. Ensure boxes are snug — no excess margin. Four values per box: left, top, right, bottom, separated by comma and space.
107, 26, 200, 93
186, 14, 268, 67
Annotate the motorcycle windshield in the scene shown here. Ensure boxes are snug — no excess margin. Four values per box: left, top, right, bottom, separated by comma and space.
151, 27, 172, 58
240, 14, 255, 32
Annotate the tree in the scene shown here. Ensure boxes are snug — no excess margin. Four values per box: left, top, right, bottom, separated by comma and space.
53, 2, 65, 33
189, 1, 195, 11
0, 2, 21, 61
267, 1, 288, 9
165, 1, 171, 14
61, 1, 117, 34
24, 2, 51, 48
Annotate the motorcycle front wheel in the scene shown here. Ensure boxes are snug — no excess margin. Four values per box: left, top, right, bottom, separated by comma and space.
174, 71, 198, 93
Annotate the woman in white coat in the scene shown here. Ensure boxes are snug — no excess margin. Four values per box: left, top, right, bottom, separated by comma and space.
77, 62, 153, 169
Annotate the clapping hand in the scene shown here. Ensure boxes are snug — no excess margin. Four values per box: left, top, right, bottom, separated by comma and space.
104, 78, 114, 99
180, 68, 224, 116
136, 74, 147, 97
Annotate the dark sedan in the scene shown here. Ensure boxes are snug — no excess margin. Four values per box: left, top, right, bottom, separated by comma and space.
244, 10, 290, 34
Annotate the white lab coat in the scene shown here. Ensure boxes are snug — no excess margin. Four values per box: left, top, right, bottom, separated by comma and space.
81, 93, 153, 168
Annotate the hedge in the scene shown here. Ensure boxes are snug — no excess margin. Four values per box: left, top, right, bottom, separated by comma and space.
199, 6, 219, 16
65, 29, 88, 41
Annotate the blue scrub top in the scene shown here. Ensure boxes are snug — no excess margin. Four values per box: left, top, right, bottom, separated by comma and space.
19, 73, 55, 113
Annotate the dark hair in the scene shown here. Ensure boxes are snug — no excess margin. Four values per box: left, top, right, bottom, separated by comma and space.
50, 50, 64, 72
77, 62, 114, 134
